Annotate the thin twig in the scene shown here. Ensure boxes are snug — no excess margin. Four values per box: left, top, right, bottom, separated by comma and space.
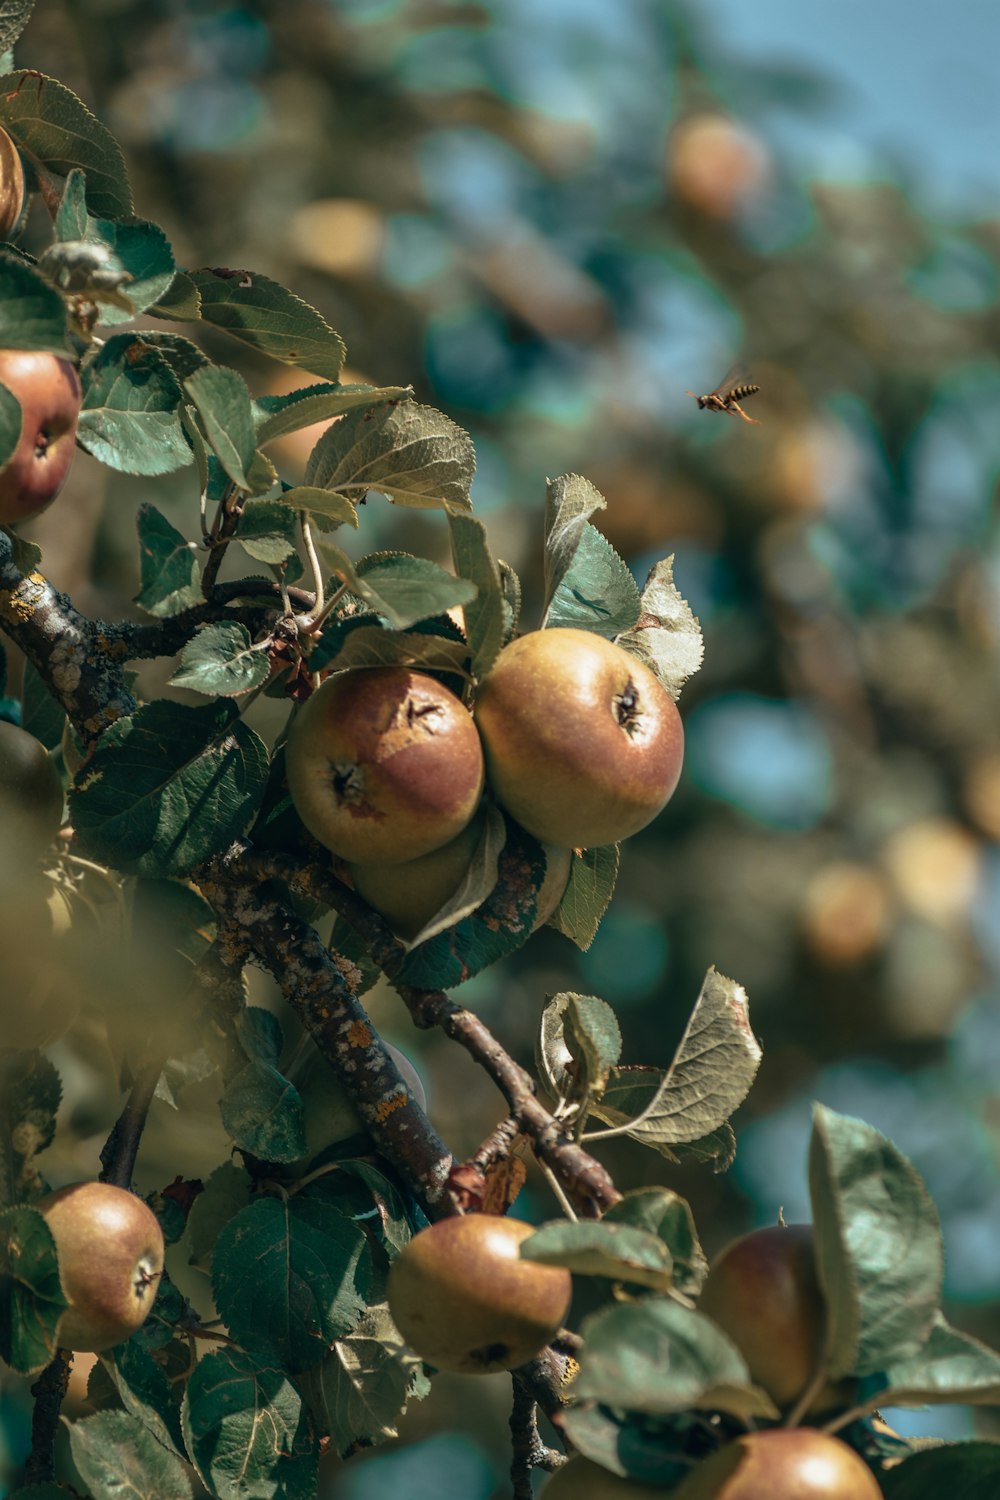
99, 1051, 166, 1188
510, 1378, 567, 1499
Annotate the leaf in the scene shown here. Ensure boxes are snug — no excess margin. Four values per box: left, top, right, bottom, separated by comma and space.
406, 803, 506, 947
604, 1189, 707, 1298
254, 382, 413, 446
148, 270, 202, 321
0, 1050, 61, 1208
220, 1062, 307, 1164
182, 1348, 317, 1500
236, 497, 299, 564
522, 1219, 674, 1292
21, 658, 64, 747
299, 1302, 427, 1456
105, 1339, 186, 1455
880, 1442, 1000, 1500
318, 623, 470, 679
187, 266, 346, 378
560, 1404, 695, 1488
134, 503, 202, 617
536, 992, 621, 1104
0, 1205, 66, 1374
278, 484, 359, 529
185, 1161, 252, 1274
809, 1103, 944, 1379
78, 335, 192, 476
573, 1299, 779, 1421
211, 1189, 372, 1371
305, 400, 474, 511
170, 622, 271, 698
618, 557, 704, 700
550, 844, 619, 950
669, 1122, 738, 1173
55, 166, 88, 240
545, 521, 642, 638
69, 699, 270, 878
132, 332, 210, 385
69, 1410, 191, 1500
319, 543, 476, 630
236, 1006, 283, 1066
588, 969, 760, 1146
449, 511, 504, 678
541, 472, 607, 621
0, 251, 69, 353
0, 71, 133, 218
0, 2, 33, 52
185, 365, 257, 490
879, 1314, 1000, 1407
87, 216, 176, 324
394, 819, 547, 989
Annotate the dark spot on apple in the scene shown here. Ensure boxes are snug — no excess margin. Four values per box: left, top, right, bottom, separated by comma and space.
614, 678, 642, 736
35, 430, 50, 458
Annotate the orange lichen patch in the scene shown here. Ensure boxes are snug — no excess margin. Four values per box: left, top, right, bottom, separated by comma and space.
346, 1019, 372, 1048
374, 1090, 408, 1122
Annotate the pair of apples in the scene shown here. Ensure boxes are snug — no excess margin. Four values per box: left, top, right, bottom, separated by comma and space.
285, 628, 685, 938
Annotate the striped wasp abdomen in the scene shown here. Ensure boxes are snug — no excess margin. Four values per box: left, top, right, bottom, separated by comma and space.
687, 362, 761, 424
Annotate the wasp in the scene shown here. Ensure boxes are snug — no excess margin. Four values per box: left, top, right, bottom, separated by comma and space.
687, 364, 761, 424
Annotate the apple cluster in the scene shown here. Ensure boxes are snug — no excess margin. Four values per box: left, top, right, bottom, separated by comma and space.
285, 627, 684, 941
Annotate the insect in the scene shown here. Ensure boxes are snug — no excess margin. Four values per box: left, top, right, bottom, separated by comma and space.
687, 364, 761, 425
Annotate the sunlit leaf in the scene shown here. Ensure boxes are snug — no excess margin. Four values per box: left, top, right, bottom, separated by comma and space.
550, 844, 619, 950
618, 557, 704, 701
69, 1410, 192, 1500
541, 472, 607, 621
170, 621, 271, 698
182, 1347, 317, 1500
134, 503, 201, 617
188, 266, 346, 378
306, 400, 474, 511
0, 71, 133, 218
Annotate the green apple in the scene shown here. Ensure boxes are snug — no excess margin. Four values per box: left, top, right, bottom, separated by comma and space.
285, 666, 484, 864
0, 719, 64, 855
474, 628, 683, 848
387, 1215, 572, 1373
37, 1182, 165, 1352
697, 1224, 853, 1414
541, 1458, 669, 1496
0, 349, 82, 525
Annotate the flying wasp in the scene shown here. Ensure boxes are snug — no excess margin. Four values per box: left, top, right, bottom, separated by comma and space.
687, 364, 761, 425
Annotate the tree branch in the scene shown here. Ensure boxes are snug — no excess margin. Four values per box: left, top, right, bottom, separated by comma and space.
23, 1349, 73, 1485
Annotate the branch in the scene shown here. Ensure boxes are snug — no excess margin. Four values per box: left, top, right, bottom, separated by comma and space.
23, 1349, 73, 1485
99, 1051, 165, 1189
510, 1375, 567, 1498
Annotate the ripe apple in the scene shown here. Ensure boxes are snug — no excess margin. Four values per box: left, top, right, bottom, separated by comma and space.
0, 350, 82, 525
387, 1215, 572, 1373
285, 666, 484, 864
697, 1224, 853, 1414
0, 719, 64, 854
669, 1429, 882, 1499
473, 629, 683, 848
349, 808, 572, 940
37, 1181, 165, 1352
0, 125, 25, 240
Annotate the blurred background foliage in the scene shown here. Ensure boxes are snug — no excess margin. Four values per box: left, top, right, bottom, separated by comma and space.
4, 0, 1000, 1494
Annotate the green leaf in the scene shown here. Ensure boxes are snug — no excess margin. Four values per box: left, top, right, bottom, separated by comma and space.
220, 1062, 307, 1164
0, 1205, 66, 1374
809, 1103, 944, 1379
394, 819, 547, 989
254, 382, 412, 446
299, 1302, 427, 1456
182, 1347, 317, 1500
131, 331, 210, 385
573, 1299, 779, 1421
588, 968, 760, 1146
618, 557, 704, 700
448, 511, 504, 678
236, 497, 299, 564
880, 1442, 1000, 1500
170, 622, 271, 698
235, 1006, 283, 1066
0, 3, 33, 53
306, 400, 474, 511
499, 557, 521, 637
69, 699, 269, 878
879, 1314, 1000, 1407
187, 266, 345, 378
88, 216, 176, 325
319, 543, 476, 630
0, 251, 69, 353
279, 485, 359, 529
317, 622, 470, 679
560, 1404, 692, 1489
78, 335, 192, 476
546, 521, 642, 638
406, 803, 506, 947
134, 503, 202, 617
148, 269, 202, 321
69, 1410, 192, 1500
104, 1339, 186, 1456
185, 365, 257, 490
185, 1161, 252, 1274
671, 1122, 738, 1173
0, 71, 133, 218
21, 658, 64, 748
54, 166, 88, 241
541, 472, 607, 622
550, 844, 620, 950
536, 992, 621, 1105
604, 1189, 707, 1299
212, 1189, 372, 1370
0, 1049, 61, 1208
4, 1485, 70, 1499
523, 1219, 674, 1292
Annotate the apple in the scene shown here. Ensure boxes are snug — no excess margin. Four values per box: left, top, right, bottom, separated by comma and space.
0, 719, 64, 854
37, 1181, 165, 1352
349, 809, 573, 940
541, 1457, 669, 1496
285, 666, 484, 864
473, 629, 683, 848
0, 350, 82, 525
0, 124, 25, 240
697, 1224, 853, 1414
387, 1215, 572, 1373
669, 1430, 882, 1499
